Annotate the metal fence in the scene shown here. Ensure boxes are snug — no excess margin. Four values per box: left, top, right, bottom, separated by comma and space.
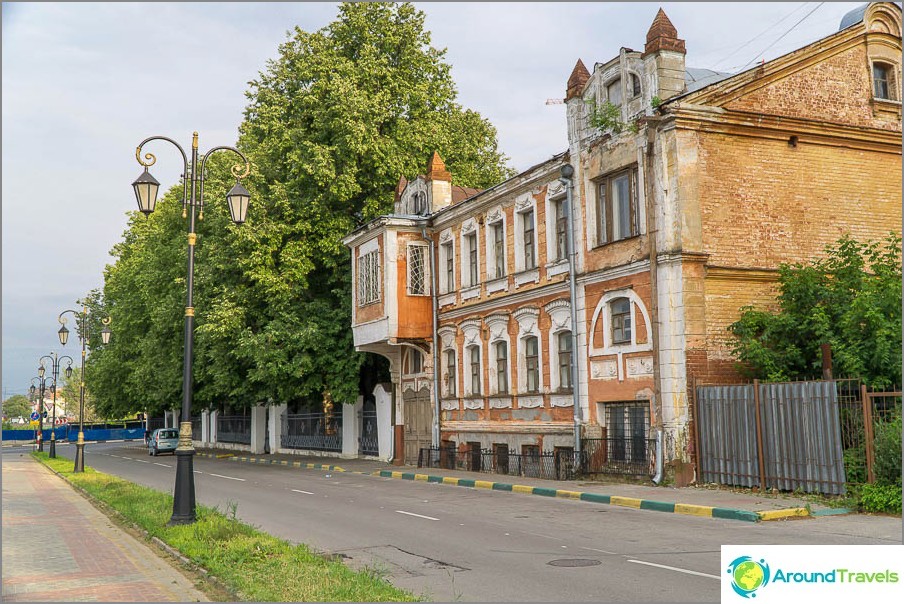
217, 414, 251, 445
581, 437, 656, 477
281, 411, 342, 452
694, 379, 878, 495
359, 409, 378, 456
191, 415, 201, 441
418, 446, 577, 480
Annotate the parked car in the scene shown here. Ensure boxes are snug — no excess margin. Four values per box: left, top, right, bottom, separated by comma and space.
148, 428, 179, 456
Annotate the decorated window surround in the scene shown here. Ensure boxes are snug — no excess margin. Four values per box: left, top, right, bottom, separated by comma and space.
512, 306, 543, 394
459, 318, 484, 397
588, 289, 652, 381
484, 312, 511, 396
544, 299, 573, 392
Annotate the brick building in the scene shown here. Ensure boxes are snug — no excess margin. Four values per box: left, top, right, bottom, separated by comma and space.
343, 3, 902, 481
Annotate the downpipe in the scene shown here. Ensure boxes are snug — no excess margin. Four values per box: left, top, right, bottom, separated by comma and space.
423, 227, 441, 449
652, 428, 664, 485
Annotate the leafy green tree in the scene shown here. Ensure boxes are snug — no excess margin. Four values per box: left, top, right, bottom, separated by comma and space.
88, 2, 512, 416
728, 233, 902, 388
2, 394, 32, 419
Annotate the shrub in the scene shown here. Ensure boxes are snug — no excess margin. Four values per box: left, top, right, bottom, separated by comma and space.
859, 483, 902, 515
873, 411, 902, 487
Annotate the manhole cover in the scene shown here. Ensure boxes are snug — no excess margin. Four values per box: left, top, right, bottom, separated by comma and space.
547, 559, 601, 568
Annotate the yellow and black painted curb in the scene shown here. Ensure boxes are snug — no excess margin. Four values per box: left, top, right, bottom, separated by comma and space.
195, 452, 821, 523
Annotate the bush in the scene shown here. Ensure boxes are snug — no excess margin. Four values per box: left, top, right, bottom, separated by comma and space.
873, 411, 902, 487
860, 483, 902, 515
843, 446, 867, 484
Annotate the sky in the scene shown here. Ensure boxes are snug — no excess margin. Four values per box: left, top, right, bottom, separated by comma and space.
1, 1, 866, 399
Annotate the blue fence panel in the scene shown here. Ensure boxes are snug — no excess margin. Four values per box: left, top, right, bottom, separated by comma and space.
2, 427, 70, 441
3, 426, 145, 442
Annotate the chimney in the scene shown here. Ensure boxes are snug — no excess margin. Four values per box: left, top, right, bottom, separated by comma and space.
642, 8, 686, 101
425, 151, 453, 212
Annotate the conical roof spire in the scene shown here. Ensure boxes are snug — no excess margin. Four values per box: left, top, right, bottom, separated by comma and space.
565, 59, 591, 101
425, 151, 451, 182
644, 8, 686, 55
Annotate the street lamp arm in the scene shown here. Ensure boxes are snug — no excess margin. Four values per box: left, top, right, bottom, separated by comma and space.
136, 135, 190, 205
198, 145, 251, 213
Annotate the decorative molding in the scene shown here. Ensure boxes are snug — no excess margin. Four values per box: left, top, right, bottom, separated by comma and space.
484, 312, 510, 341
590, 359, 618, 380
489, 397, 513, 409
517, 395, 543, 409
486, 206, 504, 224
514, 268, 540, 287
461, 286, 481, 301
441, 399, 459, 411
514, 192, 533, 212
626, 356, 654, 377
460, 218, 477, 235
486, 277, 508, 294
512, 306, 540, 337
463, 398, 484, 410
439, 293, 457, 308
546, 261, 570, 278
550, 395, 574, 408
439, 228, 453, 243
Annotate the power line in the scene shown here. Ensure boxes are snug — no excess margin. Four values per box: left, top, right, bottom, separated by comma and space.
739, 2, 826, 72
710, 2, 812, 71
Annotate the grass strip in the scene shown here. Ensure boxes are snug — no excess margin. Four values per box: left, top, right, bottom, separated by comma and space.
32, 452, 421, 602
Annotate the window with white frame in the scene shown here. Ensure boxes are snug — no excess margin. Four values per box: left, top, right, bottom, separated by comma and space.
557, 331, 573, 390
596, 168, 637, 245
467, 232, 479, 287
405, 348, 423, 375
494, 341, 509, 394
521, 209, 536, 270
407, 244, 429, 296
357, 250, 380, 306
554, 199, 568, 262
444, 349, 457, 397
491, 221, 505, 279
440, 240, 454, 293
468, 345, 482, 396
610, 297, 632, 345
524, 336, 540, 393
411, 191, 428, 215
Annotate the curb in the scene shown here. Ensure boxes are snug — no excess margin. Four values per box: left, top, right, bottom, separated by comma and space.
195, 452, 784, 523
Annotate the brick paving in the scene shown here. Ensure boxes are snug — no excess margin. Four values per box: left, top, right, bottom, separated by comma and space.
1, 454, 208, 602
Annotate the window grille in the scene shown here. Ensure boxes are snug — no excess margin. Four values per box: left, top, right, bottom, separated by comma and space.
357, 250, 380, 306
407, 244, 428, 296
605, 401, 650, 463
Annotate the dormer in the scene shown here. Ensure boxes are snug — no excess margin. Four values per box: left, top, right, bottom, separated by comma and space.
395, 151, 454, 216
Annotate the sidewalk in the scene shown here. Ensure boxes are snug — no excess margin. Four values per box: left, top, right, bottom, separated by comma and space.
1, 454, 208, 602
191, 446, 853, 522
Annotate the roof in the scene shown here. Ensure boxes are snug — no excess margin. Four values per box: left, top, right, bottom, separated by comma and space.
839, 3, 869, 29
452, 185, 482, 203
685, 67, 733, 93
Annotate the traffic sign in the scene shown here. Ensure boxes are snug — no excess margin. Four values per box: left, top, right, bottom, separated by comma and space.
30, 411, 40, 421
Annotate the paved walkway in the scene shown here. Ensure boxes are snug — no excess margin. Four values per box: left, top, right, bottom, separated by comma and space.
1, 454, 208, 602
189, 446, 850, 521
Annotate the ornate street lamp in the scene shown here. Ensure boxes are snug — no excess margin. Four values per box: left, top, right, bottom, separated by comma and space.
39, 352, 74, 458
58, 305, 111, 472
131, 132, 251, 525
29, 374, 54, 452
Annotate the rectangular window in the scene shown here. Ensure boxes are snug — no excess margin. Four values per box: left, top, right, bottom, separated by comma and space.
522, 209, 535, 269
469, 346, 481, 395
524, 336, 539, 393
357, 250, 380, 306
442, 242, 454, 293
611, 298, 632, 344
467, 232, 478, 287
873, 63, 891, 100
495, 341, 508, 394
558, 331, 573, 390
493, 223, 505, 278
606, 401, 650, 463
445, 349, 456, 397
597, 169, 637, 245
607, 79, 623, 107
407, 244, 427, 296
555, 200, 568, 262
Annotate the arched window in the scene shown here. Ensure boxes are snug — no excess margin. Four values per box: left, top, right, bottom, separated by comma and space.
630, 73, 641, 98
557, 331, 573, 390
495, 341, 509, 394
610, 298, 632, 345
524, 336, 539, 393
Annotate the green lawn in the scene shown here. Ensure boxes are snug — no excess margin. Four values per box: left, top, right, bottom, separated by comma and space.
32, 452, 422, 602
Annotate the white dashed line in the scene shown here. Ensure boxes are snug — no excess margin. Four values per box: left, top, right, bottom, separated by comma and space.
581, 546, 620, 555
154, 463, 172, 468
194, 470, 203, 474
134, 459, 150, 464
291, 489, 314, 495
395, 510, 439, 521
209, 473, 245, 481
627, 559, 721, 580
121, 457, 133, 460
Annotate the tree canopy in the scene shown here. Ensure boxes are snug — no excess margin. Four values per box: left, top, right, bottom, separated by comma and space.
2, 394, 32, 420
87, 2, 513, 418
728, 233, 902, 389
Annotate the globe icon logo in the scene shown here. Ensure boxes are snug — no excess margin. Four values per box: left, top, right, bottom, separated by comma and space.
727, 556, 770, 598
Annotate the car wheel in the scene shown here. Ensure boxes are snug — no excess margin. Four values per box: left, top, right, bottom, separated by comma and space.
152, 446, 157, 456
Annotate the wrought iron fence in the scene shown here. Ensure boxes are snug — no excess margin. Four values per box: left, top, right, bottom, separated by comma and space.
217, 414, 251, 445
282, 411, 342, 452
418, 446, 577, 480
580, 437, 655, 477
191, 415, 201, 441
359, 409, 378, 456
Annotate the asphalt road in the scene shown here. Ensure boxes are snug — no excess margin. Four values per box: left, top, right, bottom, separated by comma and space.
11, 441, 901, 602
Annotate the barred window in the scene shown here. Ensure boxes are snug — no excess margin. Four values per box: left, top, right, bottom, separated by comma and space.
407, 244, 428, 296
357, 250, 380, 306
606, 401, 650, 462
524, 336, 539, 393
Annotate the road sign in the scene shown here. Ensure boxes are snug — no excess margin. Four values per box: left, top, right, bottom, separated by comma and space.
30, 411, 40, 421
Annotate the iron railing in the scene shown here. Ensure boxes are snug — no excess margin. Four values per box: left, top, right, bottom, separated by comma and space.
282, 411, 342, 452
217, 414, 251, 445
359, 409, 379, 456
418, 447, 577, 480
580, 437, 655, 477
191, 415, 202, 441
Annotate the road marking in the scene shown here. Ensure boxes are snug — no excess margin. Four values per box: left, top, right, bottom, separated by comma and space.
110, 455, 121, 458
134, 459, 150, 464
580, 546, 620, 555
209, 473, 245, 481
627, 559, 721, 580
291, 489, 314, 495
194, 470, 203, 474
395, 510, 439, 521
154, 463, 172, 468
121, 457, 133, 460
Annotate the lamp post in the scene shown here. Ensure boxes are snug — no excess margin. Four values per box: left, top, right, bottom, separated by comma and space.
58, 305, 111, 472
39, 353, 74, 458
132, 132, 251, 525
29, 374, 54, 452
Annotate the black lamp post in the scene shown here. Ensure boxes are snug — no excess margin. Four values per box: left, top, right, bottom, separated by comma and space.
39, 353, 74, 458
29, 374, 54, 452
58, 305, 111, 472
131, 132, 251, 525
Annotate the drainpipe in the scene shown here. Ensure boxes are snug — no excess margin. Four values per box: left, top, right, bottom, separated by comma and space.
652, 428, 664, 484
559, 164, 582, 460
423, 227, 441, 449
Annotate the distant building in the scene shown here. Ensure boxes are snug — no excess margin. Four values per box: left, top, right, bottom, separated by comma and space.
343, 3, 902, 481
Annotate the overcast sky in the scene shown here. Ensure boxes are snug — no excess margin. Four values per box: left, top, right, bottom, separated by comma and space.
2, 2, 864, 399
